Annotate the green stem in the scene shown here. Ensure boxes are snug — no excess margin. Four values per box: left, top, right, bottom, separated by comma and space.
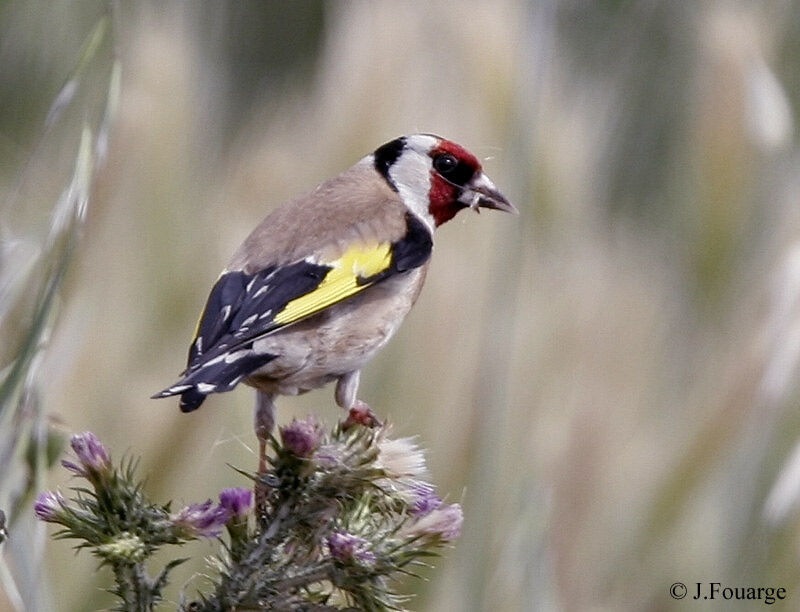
269, 561, 335, 591
112, 562, 158, 612
199, 562, 336, 612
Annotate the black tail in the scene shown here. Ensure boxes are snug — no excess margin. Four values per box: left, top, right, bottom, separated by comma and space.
152, 350, 278, 412
151, 382, 209, 412
179, 387, 207, 412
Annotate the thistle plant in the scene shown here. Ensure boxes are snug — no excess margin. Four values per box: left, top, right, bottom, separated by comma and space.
36, 420, 462, 611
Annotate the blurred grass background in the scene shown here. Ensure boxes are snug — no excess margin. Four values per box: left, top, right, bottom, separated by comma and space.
3, 1, 800, 610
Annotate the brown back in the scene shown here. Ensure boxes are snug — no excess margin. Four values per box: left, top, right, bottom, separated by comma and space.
228, 160, 410, 272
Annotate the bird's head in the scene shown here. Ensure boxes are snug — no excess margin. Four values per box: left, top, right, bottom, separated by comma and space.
372, 134, 517, 229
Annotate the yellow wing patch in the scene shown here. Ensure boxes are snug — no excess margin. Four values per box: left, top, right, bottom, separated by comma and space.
273, 242, 392, 326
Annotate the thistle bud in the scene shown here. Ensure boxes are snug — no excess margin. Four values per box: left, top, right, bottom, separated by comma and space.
33, 491, 66, 522
327, 531, 375, 564
61, 431, 111, 482
96, 532, 146, 562
171, 500, 230, 538
280, 417, 323, 458
407, 481, 442, 517
404, 503, 463, 542
219, 488, 253, 519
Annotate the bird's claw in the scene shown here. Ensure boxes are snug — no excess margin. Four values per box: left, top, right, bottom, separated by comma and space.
341, 400, 382, 430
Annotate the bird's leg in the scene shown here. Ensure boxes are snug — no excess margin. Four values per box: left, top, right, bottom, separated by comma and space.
335, 370, 360, 409
254, 391, 276, 515
254, 390, 277, 472
335, 370, 382, 430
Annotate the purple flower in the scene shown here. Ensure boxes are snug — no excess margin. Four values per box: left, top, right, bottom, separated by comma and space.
61, 431, 111, 480
327, 530, 375, 564
171, 500, 230, 538
34, 491, 66, 522
404, 503, 463, 542
407, 481, 442, 517
280, 417, 323, 458
219, 488, 253, 519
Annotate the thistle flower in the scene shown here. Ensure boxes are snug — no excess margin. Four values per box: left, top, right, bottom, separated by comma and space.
219, 488, 253, 519
171, 500, 230, 538
34, 490, 66, 522
280, 417, 323, 458
404, 502, 463, 542
406, 480, 442, 517
375, 434, 428, 479
327, 530, 376, 564
61, 431, 111, 481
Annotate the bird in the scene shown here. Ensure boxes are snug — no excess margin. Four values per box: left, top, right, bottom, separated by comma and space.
153, 134, 516, 466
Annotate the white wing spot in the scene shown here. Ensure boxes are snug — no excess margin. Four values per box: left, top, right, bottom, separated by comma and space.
224, 349, 251, 364
169, 384, 192, 393
197, 382, 217, 393
194, 337, 203, 354
202, 354, 227, 368
228, 375, 244, 388
258, 309, 272, 320
242, 314, 258, 327
253, 285, 268, 298
221, 305, 232, 321
246, 277, 257, 293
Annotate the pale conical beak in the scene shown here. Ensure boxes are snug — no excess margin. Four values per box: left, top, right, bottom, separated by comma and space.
463, 172, 518, 214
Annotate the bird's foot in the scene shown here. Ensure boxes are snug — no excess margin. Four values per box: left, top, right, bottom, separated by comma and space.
341, 400, 382, 431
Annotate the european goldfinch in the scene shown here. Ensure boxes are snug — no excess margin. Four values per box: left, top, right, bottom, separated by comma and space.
154, 134, 515, 451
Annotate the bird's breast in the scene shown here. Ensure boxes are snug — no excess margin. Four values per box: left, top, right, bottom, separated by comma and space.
245, 265, 428, 396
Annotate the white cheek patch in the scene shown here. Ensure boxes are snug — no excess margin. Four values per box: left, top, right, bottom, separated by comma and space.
388, 150, 435, 232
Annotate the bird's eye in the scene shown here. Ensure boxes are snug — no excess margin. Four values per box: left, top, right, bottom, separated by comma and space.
433, 153, 458, 174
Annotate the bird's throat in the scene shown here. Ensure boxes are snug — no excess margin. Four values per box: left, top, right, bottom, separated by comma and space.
428, 173, 464, 226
